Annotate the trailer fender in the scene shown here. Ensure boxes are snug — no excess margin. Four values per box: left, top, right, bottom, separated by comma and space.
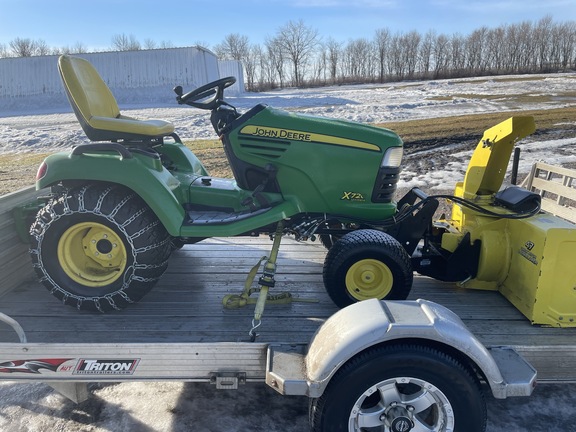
304, 298, 534, 399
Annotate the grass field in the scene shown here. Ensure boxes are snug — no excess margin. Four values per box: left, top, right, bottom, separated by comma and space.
0, 106, 574, 196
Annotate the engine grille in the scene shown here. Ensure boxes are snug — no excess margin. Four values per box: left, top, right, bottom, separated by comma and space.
371, 167, 400, 203
238, 137, 291, 159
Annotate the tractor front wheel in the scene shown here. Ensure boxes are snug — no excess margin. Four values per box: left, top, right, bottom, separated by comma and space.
30, 184, 171, 312
323, 229, 412, 308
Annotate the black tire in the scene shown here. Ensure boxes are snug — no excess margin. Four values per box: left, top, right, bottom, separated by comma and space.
323, 229, 412, 308
30, 184, 171, 312
310, 344, 487, 432
170, 237, 186, 251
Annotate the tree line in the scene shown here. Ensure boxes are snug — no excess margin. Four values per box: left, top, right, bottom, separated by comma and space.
215, 16, 576, 91
0, 35, 177, 58
1, 16, 574, 92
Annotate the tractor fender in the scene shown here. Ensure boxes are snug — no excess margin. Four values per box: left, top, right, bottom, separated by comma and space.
304, 298, 533, 399
36, 151, 186, 236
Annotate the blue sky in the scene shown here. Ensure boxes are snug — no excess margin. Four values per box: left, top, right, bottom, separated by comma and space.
0, 0, 574, 51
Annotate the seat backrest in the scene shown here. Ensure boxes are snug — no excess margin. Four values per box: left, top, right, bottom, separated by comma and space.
58, 55, 175, 142
59, 55, 121, 125
58, 55, 120, 121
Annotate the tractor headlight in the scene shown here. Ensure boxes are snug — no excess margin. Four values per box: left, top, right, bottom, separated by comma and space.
381, 147, 403, 168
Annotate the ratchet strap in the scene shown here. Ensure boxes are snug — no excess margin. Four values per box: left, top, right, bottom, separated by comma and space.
221, 221, 317, 340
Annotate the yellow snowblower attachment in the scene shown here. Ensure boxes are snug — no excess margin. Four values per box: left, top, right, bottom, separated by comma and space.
441, 116, 576, 327
452, 116, 536, 227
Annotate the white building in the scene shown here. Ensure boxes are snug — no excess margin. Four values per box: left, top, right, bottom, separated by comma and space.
0, 47, 244, 113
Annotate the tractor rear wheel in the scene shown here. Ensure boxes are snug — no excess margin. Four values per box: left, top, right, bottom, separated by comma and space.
323, 229, 412, 308
30, 184, 171, 312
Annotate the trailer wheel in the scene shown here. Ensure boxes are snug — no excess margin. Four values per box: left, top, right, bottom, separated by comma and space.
310, 344, 487, 432
30, 184, 171, 312
323, 229, 412, 308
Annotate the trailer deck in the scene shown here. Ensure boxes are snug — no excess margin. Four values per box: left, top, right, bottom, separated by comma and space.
1, 236, 575, 382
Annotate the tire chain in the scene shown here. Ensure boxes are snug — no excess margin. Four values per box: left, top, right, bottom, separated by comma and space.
30, 184, 170, 312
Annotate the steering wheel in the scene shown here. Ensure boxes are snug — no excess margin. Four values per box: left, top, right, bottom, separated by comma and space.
174, 76, 236, 110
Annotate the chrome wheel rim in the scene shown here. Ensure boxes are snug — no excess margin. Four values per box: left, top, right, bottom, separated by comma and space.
348, 376, 454, 431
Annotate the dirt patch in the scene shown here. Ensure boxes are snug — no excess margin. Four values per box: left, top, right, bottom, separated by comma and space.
0, 152, 49, 195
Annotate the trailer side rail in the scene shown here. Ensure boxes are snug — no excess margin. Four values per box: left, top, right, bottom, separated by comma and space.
522, 162, 576, 223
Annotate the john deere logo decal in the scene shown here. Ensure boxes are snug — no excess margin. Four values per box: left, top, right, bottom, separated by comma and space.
240, 125, 380, 151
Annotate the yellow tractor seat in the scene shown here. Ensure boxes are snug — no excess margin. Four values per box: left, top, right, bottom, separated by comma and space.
58, 55, 175, 142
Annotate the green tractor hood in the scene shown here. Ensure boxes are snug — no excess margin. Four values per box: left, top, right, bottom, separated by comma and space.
222, 104, 404, 219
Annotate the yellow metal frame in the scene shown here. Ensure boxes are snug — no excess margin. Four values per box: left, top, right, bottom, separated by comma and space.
436, 116, 576, 326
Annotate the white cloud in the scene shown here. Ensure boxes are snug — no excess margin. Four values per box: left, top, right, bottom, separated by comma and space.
275, 0, 398, 8
431, 0, 573, 12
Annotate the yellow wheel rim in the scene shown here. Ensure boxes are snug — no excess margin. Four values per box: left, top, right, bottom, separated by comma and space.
57, 222, 127, 287
345, 259, 393, 301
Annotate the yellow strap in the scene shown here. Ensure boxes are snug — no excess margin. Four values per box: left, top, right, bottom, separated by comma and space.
254, 286, 269, 321
243, 256, 267, 297
222, 256, 267, 309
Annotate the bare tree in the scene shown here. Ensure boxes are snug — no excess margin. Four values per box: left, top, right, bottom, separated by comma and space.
534, 16, 553, 70
55, 42, 86, 55
321, 37, 342, 84
386, 33, 405, 79
0, 43, 10, 58
432, 33, 450, 78
342, 38, 373, 81
35, 39, 50, 56
375, 29, 390, 82
214, 34, 250, 61
257, 43, 273, 90
244, 44, 261, 91
485, 27, 505, 73
558, 21, 576, 70
143, 39, 157, 50
265, 36, 286, 88
159, 40, 174, 49
419, 30, 435, 79
402, 31, 421, 79
111, 34, 141, 51
72, 41, 88, 54
450, 34, 466, 75
465, 27, 487, 74
9, 37, 37, 57
276, 19, 320, 86
325, 38, 341, 84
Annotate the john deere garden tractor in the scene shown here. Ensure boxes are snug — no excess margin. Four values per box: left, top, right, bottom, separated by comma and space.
29, 55, 574, 329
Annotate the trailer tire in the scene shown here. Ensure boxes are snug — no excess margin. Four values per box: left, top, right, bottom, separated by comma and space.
30, 184, 171, 312
323, 229, 412, 308
309, 343, 487, 432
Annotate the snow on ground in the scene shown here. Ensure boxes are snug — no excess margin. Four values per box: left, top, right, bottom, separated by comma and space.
0, 73, 576, 431
1, 72, 575, 152
1, 72, 575, 192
